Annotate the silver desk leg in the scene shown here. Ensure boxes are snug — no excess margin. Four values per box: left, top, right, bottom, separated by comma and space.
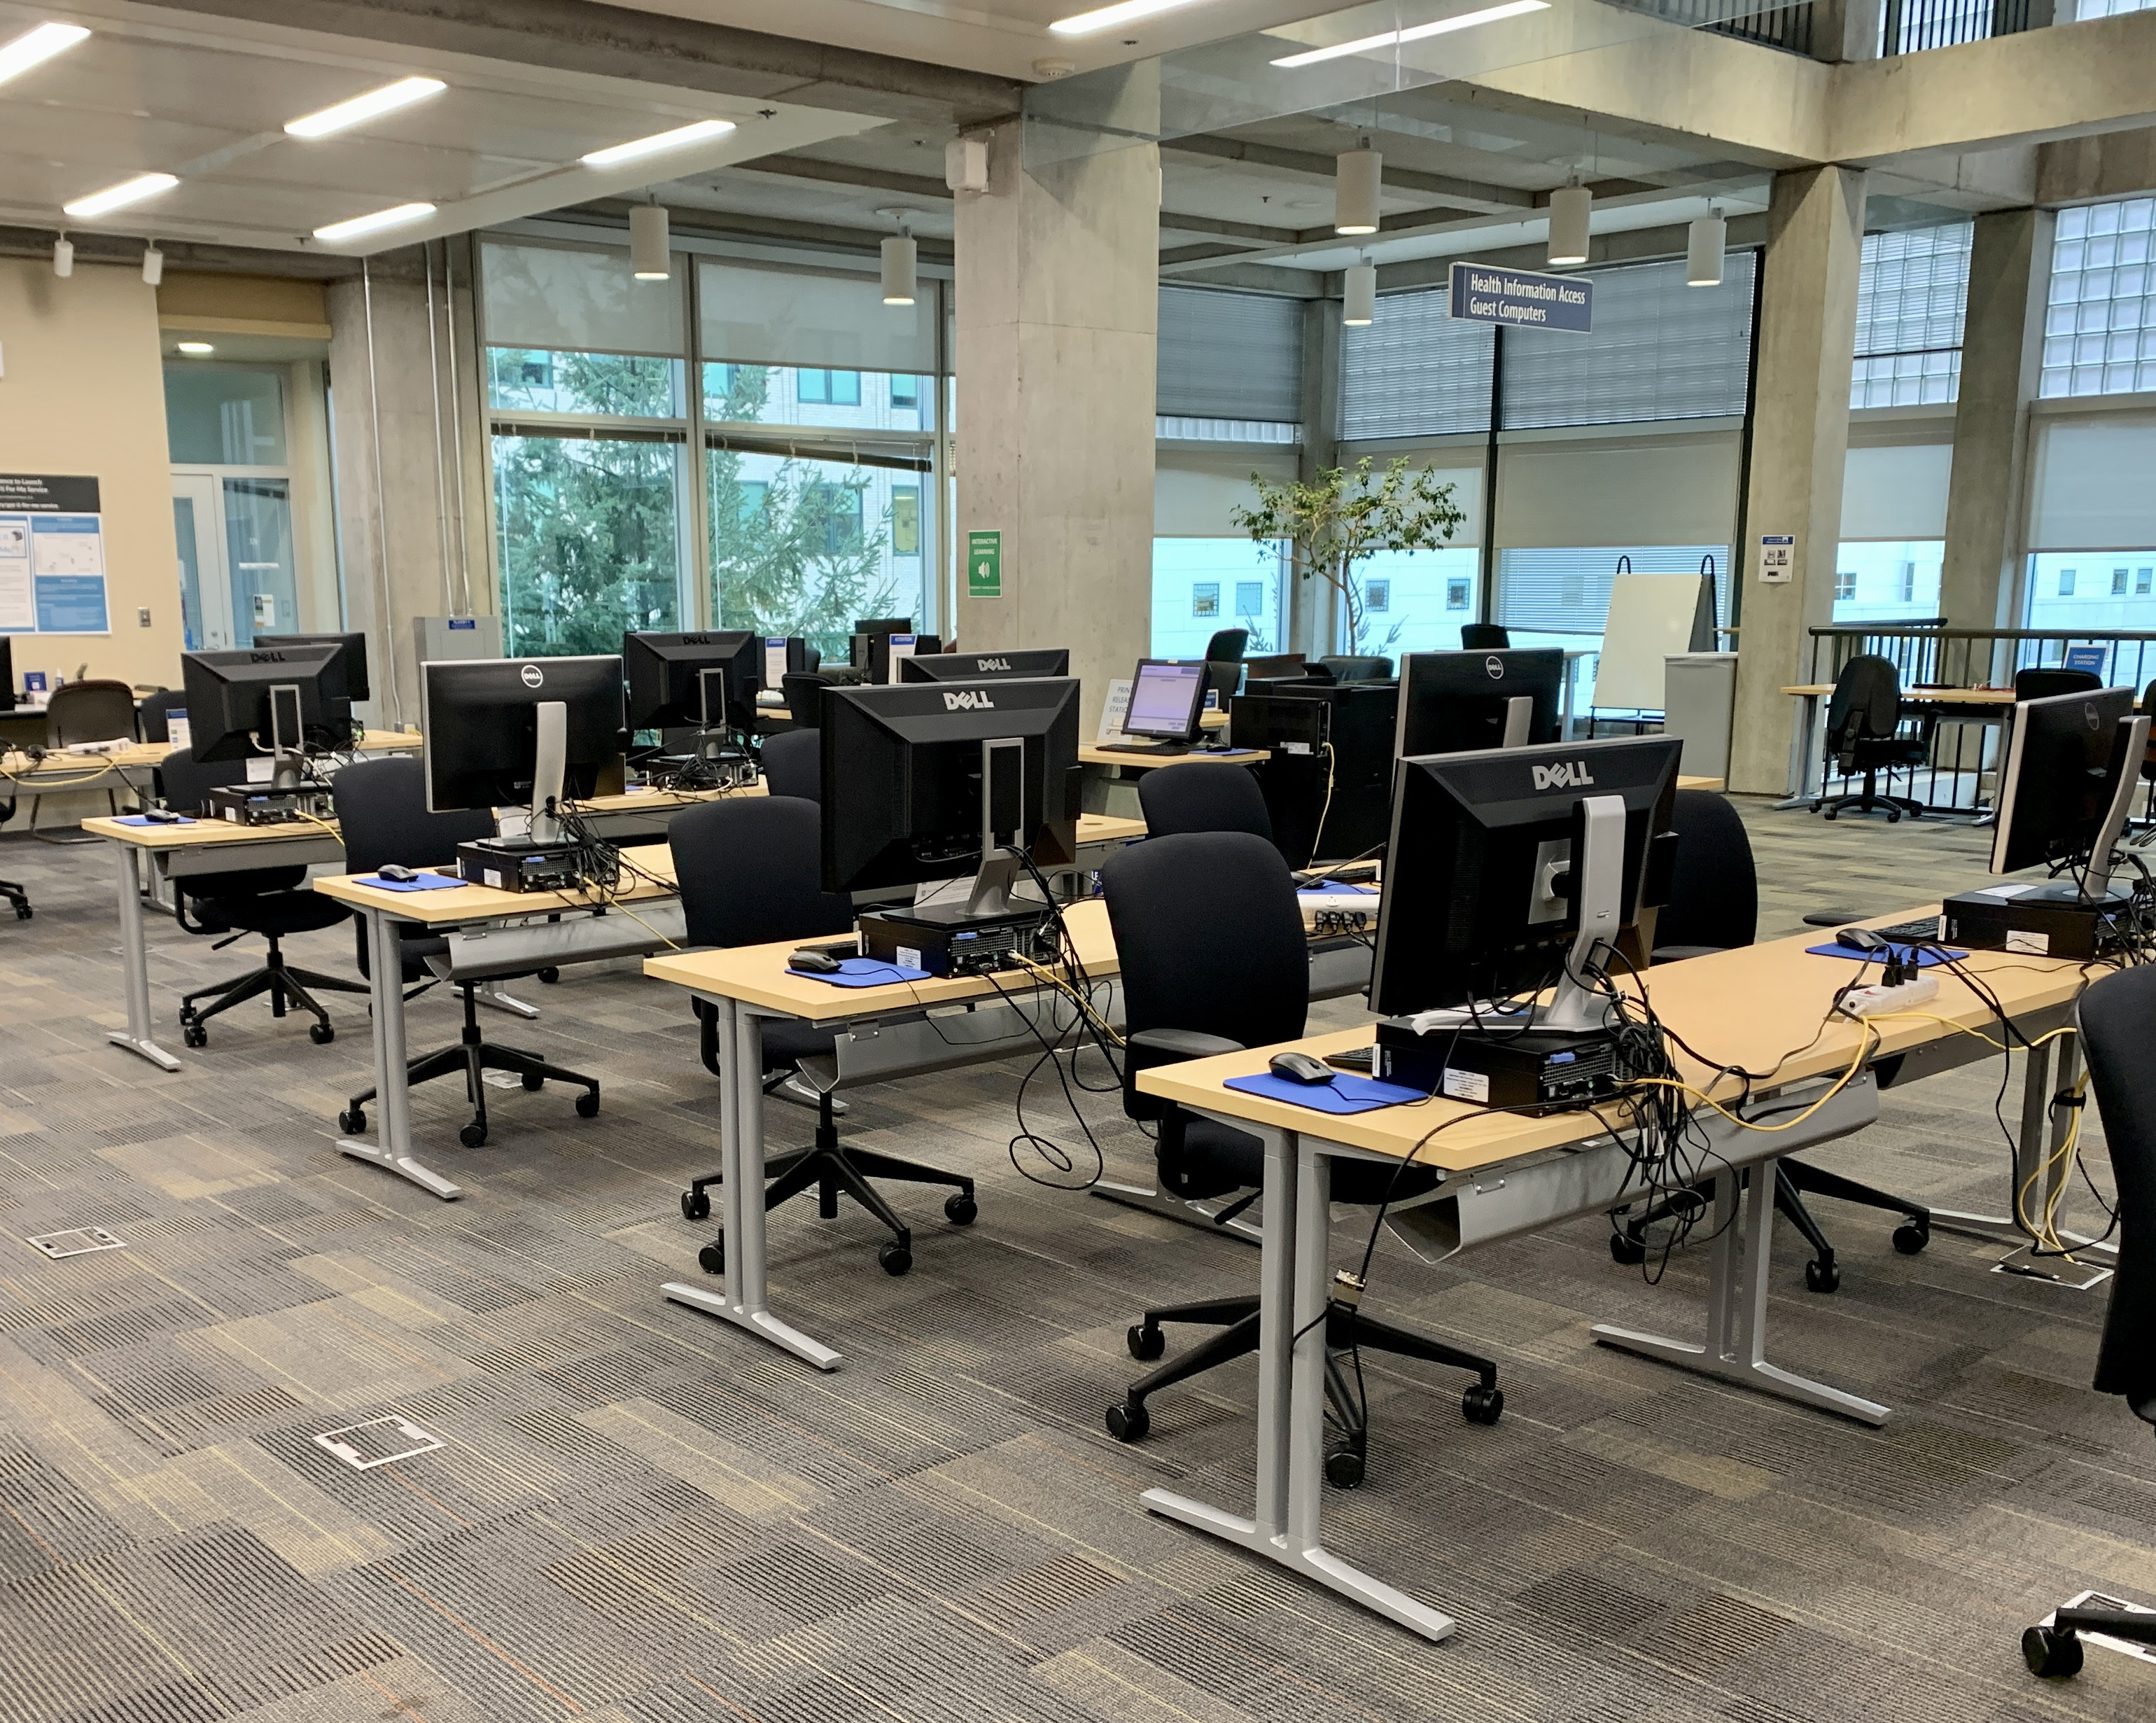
337, 907, 461, 1200
472, 980, 540, 1020
1595, 1161, 1891, 1425
665, 998, 841, 1371
106, 842, 181, 1072
1777, 693, 1825, 809
1142, 1131, 1460, 1642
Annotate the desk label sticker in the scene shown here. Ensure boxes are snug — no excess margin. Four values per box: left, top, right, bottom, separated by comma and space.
2006, 929, 2050, 955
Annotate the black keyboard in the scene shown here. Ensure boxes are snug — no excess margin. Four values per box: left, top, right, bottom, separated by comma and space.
1096, 740, 1189, 755
1870, 915, 1945, 943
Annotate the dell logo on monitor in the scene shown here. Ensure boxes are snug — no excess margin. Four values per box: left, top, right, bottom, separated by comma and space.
248, 651, 288, 664
519, 664, 544, 688
1532, 761, 1595, 790
943, 689, 995, 711
1485, 656, 1504, 678
976, 657, 1011, 672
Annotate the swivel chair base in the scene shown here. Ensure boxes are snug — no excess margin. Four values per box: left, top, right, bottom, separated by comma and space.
178, 938, 366, 1046
2024, 1598, 2156, 1679
1814, 766, 1924, 822
339, 984, 599, 1147
1611, 1160, 1930, 1292
1107, 1295, 1502, 1488
0, 877, 27, 919
680, 1095, 975, 1278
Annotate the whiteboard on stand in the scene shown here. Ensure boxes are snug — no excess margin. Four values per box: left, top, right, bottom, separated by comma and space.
1592, 573, 1712, 713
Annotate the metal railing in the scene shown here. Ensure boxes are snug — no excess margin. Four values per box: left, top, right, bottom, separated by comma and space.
1704, 0, 1814, 50
1881, 0, 2033, 52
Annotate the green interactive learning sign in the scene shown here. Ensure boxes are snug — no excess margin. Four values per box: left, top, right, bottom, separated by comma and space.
967, 530, 1001, 599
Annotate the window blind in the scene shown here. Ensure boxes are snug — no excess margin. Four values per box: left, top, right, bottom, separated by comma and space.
1496, 545, 1730, 635
2027, 412, 2156, 550
699, 259, 937, 374
1155, 446, 1299, 536
1840, 440, 1953, 540
482, 242, 685, 358
1339, 289, 1494, 440
1501, 251, 1754, 429
1493, 432, 1740, 549
1157, 288, 1301, 424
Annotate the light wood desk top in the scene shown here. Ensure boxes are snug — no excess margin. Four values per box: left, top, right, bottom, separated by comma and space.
1676, 775, 1725, 792
1078, 744, 1269, 768
315, 849, 682, 925
82, 811, 342, 851
1783, 684, 2014, 706
645, 898, 1119, 1024
1138, 905, 2090, 1177
9, 728, 422, 778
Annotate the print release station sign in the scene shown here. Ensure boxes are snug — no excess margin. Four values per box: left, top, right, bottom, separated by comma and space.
1447, 262, 1593, 333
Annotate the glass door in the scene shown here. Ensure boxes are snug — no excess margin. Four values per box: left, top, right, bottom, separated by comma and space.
171, 472, 300, 648
172, 473, 229, 650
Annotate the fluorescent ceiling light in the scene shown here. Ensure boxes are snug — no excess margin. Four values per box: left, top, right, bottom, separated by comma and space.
580, 118, 735, 168
0, 22, 90, 89
1270, 0, 1548, 67
63, 173, 178, 218
176, 341, 214, 354
1049, 0, 1206, 35
313, 202, 435, 242
285, 76, 445, 139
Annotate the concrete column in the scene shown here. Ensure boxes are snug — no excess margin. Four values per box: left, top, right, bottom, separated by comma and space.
1730, 166, 1867, 794
1810, 0, 1882, 61
1941, 207, 2052, 631
1289, 294, 1342, 661
953, 124, 1158, 737
326, 240, 490, 733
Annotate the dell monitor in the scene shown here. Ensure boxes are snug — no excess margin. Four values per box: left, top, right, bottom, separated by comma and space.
1396, 649, 1566, 756
423, 655, 626, 844
624, 630, 760, 747
1369, 735, 1681, 1028
1990, 685, 2147, 905
821, 677, 1081, 910
252, 632, 370, 704
182, 646, 354, 790
899, 648, 1071, 683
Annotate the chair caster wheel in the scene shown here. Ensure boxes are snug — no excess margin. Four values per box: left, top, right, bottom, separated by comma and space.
522, 1072, 543, 1091
1324, 1448, 1366, 1489
2022, 1624, 2084, 1679
459, 1122, 488, 1148
183, 1024, 207, 1048
944, 1192, 977, 1225
13, 907, 27, 920
1127, 1323, 1165, 1362
681, 1189, 710, 1222
338, 1107, 365, 1134
1462, 1384, 1504, 1425
575, 1090, 600, 1118
1609, 1232, 1647, 1266
1824, 811, 1839, 822
878, 1242, 912, 1276
178, 1005, 197, 1024
699, 1240, 725, 1275
1805, 1257, 1840, 1294
309, 1021, 335, 1045
538, 968, 560, 984
1893, 1221, 1929, 1255
1105, 1400, 1149, 1442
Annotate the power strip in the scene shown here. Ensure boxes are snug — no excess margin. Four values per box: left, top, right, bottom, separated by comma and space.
1838, 972, 1940, 1018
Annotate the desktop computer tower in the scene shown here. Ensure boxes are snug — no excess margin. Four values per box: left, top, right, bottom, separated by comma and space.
1238, 683, 1397, 866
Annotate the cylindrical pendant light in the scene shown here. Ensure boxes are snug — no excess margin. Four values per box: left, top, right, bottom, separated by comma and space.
52, 235, 72, 279
1335, 146, 1380, 236
629, 203, 669, 280
141, 243, 163, 286
1546, 181, 1590, 267
1343, 259, 1376, 326
1686, 209, 1726, 287
881, 232, 917, 305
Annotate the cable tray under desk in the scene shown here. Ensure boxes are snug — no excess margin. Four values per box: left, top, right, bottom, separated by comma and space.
439, 902, 687, 979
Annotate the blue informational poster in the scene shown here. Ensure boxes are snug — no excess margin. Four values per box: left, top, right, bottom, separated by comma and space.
34, 573, 109, 634
0, 477, 106, 636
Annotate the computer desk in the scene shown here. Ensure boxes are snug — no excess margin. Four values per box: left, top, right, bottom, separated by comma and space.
1129, 909, 2096, 1642
1781, 683, 2014, 808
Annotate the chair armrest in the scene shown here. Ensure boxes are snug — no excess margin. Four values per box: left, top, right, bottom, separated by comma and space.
1124, 1028, 1246, 1122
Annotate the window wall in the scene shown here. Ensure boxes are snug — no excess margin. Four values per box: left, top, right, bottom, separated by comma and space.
166, 363, 306, 651
1850, 223, 1972, 408
2024, 407, 2156, 632
479, 240, 945, 660
2043, 198, 2156, 399
1152, 443, 1293, 658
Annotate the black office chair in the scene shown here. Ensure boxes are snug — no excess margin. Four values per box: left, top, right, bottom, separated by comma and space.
2023, 965, 2156, 1680
30, 678, 139, 838
1814, 654, 1932, 822
1623, 790, 1930, 1290
1202, 629, 1249, 664
1318, 655, 1393, 682
1461, 623, 1510, 650
760, 728, 820, 802
2014, 667, 2102, 702
1100, 832, 1501, 1486
136, 689, 178, 744
331, 756, 599, 1147
781, 671, 832, 728
2134, 680, 2156, 843
156, 748, 365, 1048
0, 783, 29, 920
1135, 759, 1273, 843
671, 798, 976, 1276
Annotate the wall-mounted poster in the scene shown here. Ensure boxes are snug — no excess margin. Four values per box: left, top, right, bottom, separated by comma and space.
0, 475, 107, 634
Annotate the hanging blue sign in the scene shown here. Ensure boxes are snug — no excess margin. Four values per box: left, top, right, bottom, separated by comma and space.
1448, 261, 1593, 333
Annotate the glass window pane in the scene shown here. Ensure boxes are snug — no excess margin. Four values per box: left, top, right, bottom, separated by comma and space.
493, 434, 684, 656
2040, 195, 2156, 398
222, 477, 297, 645
1150, 540, 1284, 657
165, 365, 286, 466
708, 447, 927, 665
2026, 550, 2156, 629
702, 362, 927, 430
488, 349, 682, 417
1350, 547, 1483, 656
1830, 540, 1944, 622
173, 496, 205, 652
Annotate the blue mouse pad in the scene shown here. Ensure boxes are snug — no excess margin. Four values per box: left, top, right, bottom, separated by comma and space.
360, 872, 465, 892
1224, 1071, 1428, 1114
113, 814, 195, 826
788, 957, 932, 987
1805, 942, 1966, 969
1299, 881, 1378, 895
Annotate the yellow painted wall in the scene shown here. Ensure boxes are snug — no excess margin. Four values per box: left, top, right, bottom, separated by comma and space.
0, 256, 185, 692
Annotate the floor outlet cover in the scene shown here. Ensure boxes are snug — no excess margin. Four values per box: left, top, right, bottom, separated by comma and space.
312, 1414, 447, 1471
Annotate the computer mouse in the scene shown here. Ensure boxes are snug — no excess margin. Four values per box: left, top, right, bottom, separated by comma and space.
1835, 926, 1889, 954
1269, 1051, 1337, 1086
790, 949, 844, 973
378, 864, 418, 883
142, 808, 183, 824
